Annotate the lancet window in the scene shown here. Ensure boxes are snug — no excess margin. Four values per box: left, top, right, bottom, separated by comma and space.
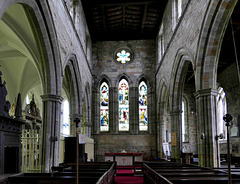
139, 81, 148, 131
119, 79, 129, 131
100, 82, 109, 131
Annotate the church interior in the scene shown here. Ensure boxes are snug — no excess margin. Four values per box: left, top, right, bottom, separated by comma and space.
1, 0, 240, 183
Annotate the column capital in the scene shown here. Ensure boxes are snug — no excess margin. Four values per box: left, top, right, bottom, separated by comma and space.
41, 94, 63, 102
194, 88, 218, 99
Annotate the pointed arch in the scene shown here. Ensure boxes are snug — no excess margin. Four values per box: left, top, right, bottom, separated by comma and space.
168, 47, 194, 160
98, 75, 112, 89
115, 73, 133, 88
138, 75, 152, 132
137, 74, 152, 88
157, 77, 170, 157
0, 0, 62, 95
118, 76, 130, 131
195, 0, 238, 90
169, 47, 194, 112
0, 0, 62, 173
63, 53, 83, 118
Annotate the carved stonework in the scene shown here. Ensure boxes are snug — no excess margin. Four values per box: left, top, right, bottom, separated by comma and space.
15, 93, 22, 120
0, 69, 10, 117
24, 94, 42, 124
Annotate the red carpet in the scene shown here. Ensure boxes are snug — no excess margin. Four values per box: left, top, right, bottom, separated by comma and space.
117, 169, 134, 175
114, 176, 144, 184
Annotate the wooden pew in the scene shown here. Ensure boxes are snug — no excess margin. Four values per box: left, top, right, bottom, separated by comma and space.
143, 161, 240, 184
7, 173, 100, 184
8, 162, 116, 184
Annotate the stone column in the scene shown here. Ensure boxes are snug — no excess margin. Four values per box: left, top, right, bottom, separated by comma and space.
194, 88, 218, 167
170, 110, 182, 162
157, 119, 165, 158
110, 87, 118, 133
129, 87, 138, 134
92, 87, 99, 134
41, 94, 63, 172
148, 90, 155, 134
85, 122, 92, 137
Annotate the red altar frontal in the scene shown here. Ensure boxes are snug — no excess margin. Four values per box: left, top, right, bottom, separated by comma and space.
104, 153, 143, 166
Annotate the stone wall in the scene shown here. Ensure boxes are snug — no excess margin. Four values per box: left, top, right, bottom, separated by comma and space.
156, 0, 209, 83
218, 63, 240, 156
95, 134, 156, 161
92, 40, 157, 160
48, 0, 92, 87
183, 83, 197, 154
156, 0, 209, 158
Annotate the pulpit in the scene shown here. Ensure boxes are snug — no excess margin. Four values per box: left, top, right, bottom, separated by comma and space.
104, 153, 143, 166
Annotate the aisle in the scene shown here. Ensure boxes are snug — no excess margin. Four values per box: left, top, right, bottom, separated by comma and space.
114, 167, 144, 184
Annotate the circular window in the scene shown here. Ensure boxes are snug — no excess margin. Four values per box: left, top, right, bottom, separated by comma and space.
114, 48, 133, 64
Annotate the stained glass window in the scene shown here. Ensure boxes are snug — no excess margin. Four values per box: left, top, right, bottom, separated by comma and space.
139, 81, 148, 131
116, 50, 131, 64
119, 79, 129, 131
100, 82, 109, 131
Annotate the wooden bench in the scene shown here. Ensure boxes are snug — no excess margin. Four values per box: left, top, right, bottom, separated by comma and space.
143, 161, 240, 184
8, 162, 116, 184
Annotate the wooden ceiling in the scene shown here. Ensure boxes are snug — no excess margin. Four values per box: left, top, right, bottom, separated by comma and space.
81, 0, 167, 41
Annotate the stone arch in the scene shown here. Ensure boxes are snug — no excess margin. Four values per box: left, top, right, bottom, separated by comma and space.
0, 0, 62, 95
156, 77, 169, 158
63, 53, 83, 119
168, 47, 194, 160
195, 0, 238, 90
169, 47, 194, 112
115, 73, 133, 87
137, 74, 152, 88
0, 0, 62, 173
98, 75, 112, 89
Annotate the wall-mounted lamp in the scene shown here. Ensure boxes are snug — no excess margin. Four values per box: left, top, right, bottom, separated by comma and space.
201, 133, 205, 139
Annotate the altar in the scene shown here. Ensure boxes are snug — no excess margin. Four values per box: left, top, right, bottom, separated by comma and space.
104, 153, 143, 166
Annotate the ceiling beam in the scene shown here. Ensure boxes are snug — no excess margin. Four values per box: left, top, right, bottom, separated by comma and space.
141, 3, 148, 34
123, 5, 126, 32
101, 6, 107, 32
93, 1, 157, 6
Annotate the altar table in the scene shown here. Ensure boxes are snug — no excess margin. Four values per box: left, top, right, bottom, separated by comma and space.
104, 153, 143, 166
